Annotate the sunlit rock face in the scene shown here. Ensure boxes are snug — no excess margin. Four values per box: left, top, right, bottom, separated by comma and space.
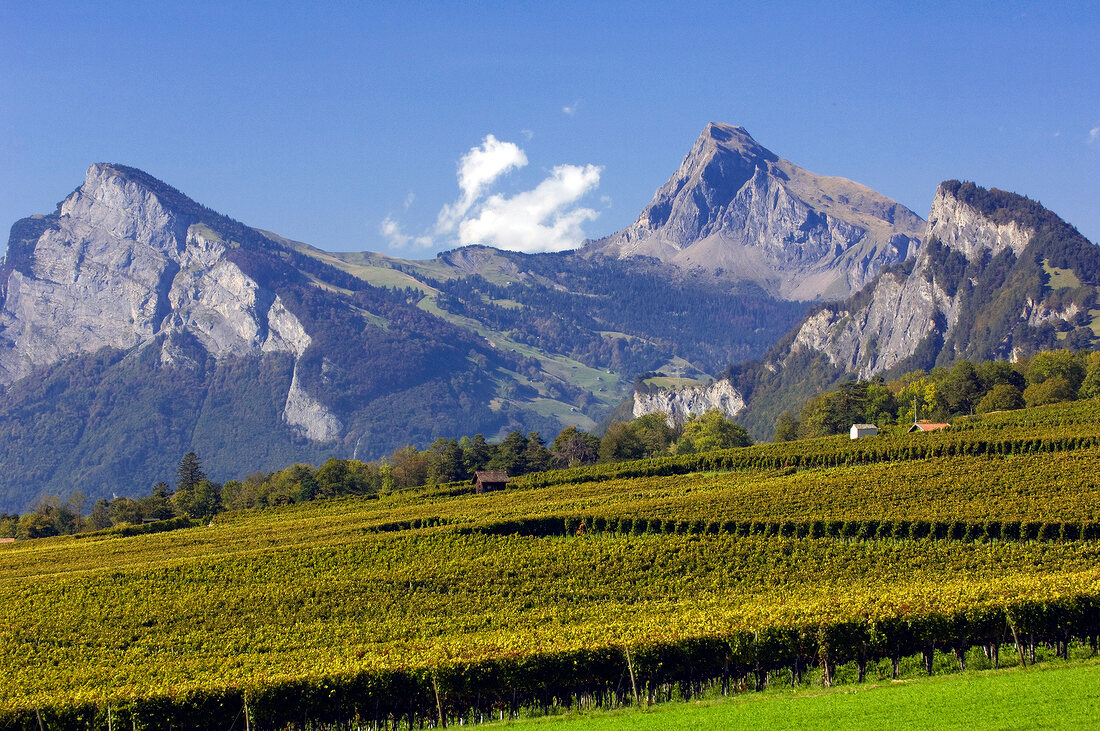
587, 123, 927, 302
632, 379, 746, 427
788, 182, 1064, 378
0, 163, 340, 439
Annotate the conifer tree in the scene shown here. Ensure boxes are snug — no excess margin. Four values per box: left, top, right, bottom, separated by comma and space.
176, 452, 206, 494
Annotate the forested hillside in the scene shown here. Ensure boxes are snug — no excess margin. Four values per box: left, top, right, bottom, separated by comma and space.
428, 251, 806, 376
0, 165, 807, 512
721, 181, 1100, 439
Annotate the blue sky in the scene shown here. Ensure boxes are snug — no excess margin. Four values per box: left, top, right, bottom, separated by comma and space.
2, 1, 1098, 256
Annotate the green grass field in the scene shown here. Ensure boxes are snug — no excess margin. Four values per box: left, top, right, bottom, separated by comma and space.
1043, 259, 1084, 290
499, 660, 1100, 730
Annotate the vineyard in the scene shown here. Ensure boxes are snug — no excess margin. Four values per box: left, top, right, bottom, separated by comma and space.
3, 400, 1100, 729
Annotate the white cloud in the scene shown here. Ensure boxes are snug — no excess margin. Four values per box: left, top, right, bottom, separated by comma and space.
457, 163, 602, 253
521, 129, 535, 141
436, 135, 527, 233
380, 216, 434, 249
562, 100, 580, 116
381, 135, 603, 254
1089, 127, 1100, 145
380, 216, 412, 248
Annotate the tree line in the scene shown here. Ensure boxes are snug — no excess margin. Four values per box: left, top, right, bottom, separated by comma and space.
776, 347, 1100, 440
0, 409, 750, 539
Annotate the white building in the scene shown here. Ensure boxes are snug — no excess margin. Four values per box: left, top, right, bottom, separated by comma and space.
850, 423, 878, 439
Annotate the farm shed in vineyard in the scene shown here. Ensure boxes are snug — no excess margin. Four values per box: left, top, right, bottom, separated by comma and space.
473, 471, 510, 494
908, 421, 950, 433
850, 424, 878, 439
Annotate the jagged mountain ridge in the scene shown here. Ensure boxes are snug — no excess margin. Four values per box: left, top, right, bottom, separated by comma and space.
788, 180, 1100, 378
638, 179, 1100, 439
585, 123, 927, 301
0, 163, 809, 512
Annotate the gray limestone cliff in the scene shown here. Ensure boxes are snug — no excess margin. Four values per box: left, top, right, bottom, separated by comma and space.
786, 181, 1095, 378
0, 163, 341, 440
586, 123, 927, 301
632, 379, 746, 427
697, 180, 1100, 442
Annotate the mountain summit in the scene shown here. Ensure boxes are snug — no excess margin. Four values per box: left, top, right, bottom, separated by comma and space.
0, 163, 310, 387
0, 161, 810, 511
586, 123, 927, 301
0, 164, 519, 509
788, 180, 1100, 378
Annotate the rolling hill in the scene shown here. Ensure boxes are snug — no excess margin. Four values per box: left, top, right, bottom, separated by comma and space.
2, 399, 1099, 728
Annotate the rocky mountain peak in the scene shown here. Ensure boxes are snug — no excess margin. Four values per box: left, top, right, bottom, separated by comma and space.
927, 181, 1035, 261
0, 164, 342, 441
84, 161, 164, 189
655, 124, 780, 231
585, 123, 925, 301
79, 163, 202, 208
787, 180, 1100, 380
696, 123, 778, 163
54, 163, 195, 258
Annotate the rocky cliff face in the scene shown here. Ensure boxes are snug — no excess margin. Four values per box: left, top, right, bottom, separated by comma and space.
710, 180, 1100, 441
0, 164, 525, 510
925, 188, 1033, 261
786, 181, 1097, 378
586, 123, 926, 301
0, 164, 340, 439
632, 379, 745, 427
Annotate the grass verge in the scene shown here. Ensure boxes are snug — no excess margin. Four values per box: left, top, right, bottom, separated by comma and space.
491, 658, 1100, 730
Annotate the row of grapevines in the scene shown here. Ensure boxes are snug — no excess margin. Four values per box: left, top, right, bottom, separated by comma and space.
3, 590, 1097, 730
459, 515, 1100, 544
341, 450, 1100, 533
951, 398, 1100, 430
517, 427, 1100, 490
3, 529, 1100, 726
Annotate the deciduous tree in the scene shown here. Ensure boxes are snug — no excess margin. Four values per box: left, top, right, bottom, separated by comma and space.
675, 409, 752, 453
551, 426, 599, 467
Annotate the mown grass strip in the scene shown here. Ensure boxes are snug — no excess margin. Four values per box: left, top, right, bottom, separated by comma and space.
492, 659, 1100, 730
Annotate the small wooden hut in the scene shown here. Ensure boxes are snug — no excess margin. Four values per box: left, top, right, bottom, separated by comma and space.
473, 471, 510, 494
908, 421, 950, 433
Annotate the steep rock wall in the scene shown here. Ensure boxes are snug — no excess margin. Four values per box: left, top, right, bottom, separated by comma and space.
632, 379, 746, 427
0, 164, 340, 440
786, 181, 1089, 378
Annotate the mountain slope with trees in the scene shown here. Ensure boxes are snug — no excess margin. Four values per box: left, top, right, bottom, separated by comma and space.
1, 147, 1092, 510
0, 162, 806, 512
711, 180, 1100, 438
